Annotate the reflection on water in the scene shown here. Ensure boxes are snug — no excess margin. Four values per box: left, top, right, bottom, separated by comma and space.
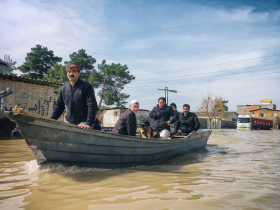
0, 130, 279, 210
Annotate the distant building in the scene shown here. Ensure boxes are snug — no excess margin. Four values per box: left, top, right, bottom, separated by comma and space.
99, 107, 151, 128
250, 108, 280, 129
0, 59, 13, 75
237, 100, 276, 115
193, 111, 238, 129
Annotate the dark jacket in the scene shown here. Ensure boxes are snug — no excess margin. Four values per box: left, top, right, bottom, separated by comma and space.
140, 127, 160, 138
149, 104, 178, 132
92, 118, 101, 131
174, 112, 200, 135
111, 109, 137, 136
50, 78, 98, 126
170, 110, 179, 134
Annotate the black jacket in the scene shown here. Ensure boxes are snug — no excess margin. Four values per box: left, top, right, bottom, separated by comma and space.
111, 109, 137, 136
50, 78, 98, 126
174, 112, 200, 135
149, 104, 178, 132
170, 110, 179, 133
92, 118, 101, 131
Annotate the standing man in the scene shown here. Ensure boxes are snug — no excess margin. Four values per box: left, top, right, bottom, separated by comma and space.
50, 64, 98, 130
149, 97, 178, 135
112, 100, 139, 136
174, 104, 200, 135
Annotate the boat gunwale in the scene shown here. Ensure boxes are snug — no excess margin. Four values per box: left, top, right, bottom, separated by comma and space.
6, 112, 212, 144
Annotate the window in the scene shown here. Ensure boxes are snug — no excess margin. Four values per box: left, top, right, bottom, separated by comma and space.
272, 113, 277, 117
259, 113, 265, 117
237, 118, 250, 123
114, 111, 118, 116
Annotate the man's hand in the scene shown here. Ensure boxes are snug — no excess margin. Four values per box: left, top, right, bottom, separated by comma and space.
79, 125, 91, 130
147, 127, 152, 138
192, 131, 197, 134
167, 121, 171, 126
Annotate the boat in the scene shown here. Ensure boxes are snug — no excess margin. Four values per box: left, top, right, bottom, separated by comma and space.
5, 106, 212, 168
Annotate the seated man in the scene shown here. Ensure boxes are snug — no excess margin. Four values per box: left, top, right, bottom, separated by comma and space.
111, 100, 139, 136
139, 120, 160, 138
174, 104, 200, 135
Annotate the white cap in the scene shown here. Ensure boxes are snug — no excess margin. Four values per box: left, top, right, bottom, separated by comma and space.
130, 100, 139, 105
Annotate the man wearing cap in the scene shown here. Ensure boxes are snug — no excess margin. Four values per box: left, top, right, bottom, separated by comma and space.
140, 120, 160, 138
111, 100, 139, 136
50, 63, 98, 130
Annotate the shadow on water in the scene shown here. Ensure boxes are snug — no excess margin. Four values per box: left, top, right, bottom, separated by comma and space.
28, 143, 243, 181
33, 144, 240, 184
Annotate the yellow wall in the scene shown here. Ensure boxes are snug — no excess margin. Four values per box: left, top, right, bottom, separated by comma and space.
251, 109, 280, 129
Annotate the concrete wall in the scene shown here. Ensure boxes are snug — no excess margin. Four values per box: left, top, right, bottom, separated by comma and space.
198, 118, 208, 129
221, 120, 237, 129
224, 112, 238, 121
206, 119, 236, 129
102, 108, 152, 128
103, 109, 124, 127
0, 78, 54, 117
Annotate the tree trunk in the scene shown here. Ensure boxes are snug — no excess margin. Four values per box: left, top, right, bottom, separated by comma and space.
98, 74, 108, 111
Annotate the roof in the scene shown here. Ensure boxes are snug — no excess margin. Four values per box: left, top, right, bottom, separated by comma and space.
249, 108, 280, 112
0, 73, 63, 87
0, 59, 13, 73
100, 107, 150, 112
0, 59, 10, 68
237, 104, 275, 106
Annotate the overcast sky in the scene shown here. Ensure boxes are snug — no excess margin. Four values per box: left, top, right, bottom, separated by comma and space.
1, 0, 280, 111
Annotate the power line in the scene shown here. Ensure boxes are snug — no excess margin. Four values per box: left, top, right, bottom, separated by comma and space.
132, 54, 280, 76
132, 66, 280, 85
133, 62, 280, 85
128, 71, 280, 88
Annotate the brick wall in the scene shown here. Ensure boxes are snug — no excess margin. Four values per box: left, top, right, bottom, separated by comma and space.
0, 78, 54, 117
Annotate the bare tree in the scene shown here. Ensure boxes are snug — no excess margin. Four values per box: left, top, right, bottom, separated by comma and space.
198, 93, 227, 128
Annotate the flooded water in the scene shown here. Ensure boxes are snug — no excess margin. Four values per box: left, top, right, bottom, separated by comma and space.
0, 130, 279, 210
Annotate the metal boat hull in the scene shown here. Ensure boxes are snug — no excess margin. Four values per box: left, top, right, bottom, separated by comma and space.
6, 112, 212, 168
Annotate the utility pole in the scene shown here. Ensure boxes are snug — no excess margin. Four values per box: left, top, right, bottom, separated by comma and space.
158, 87, 177, 105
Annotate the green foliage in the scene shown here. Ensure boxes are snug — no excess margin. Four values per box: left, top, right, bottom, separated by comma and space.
222, 100, 229, 111
64, 49, 96, 82
18, 46, 135, 109
47, 64, 68, 83
47, 64, 68, 107
18, 45, 62, 79
89, 60, 135, 108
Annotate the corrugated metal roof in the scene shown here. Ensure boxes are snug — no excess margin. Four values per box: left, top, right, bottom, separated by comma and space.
0, 73, 63, 87
250, 108, 280, 112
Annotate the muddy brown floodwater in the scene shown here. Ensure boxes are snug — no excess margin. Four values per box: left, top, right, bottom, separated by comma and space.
0, 130, 279, 210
